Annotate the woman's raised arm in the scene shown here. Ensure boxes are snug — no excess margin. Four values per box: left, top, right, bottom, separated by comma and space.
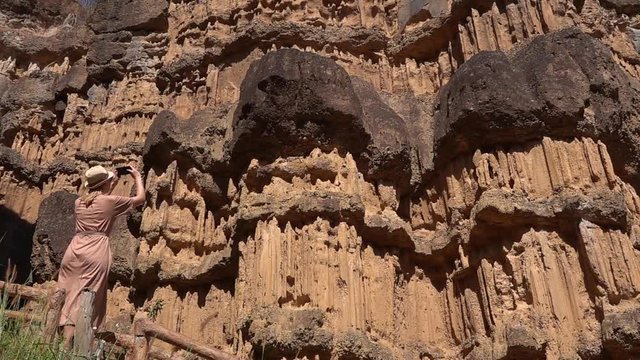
129, 168, 146, 206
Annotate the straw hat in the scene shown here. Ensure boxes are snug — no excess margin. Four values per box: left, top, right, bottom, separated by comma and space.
84, 165, 115, 189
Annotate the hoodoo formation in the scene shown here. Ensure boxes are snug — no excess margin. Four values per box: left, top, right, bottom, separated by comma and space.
2, 0, 640, 358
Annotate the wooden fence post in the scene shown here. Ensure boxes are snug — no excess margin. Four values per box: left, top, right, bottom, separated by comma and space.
128, 318, 149, 360
74, 288, 96, 359
42, 288, 65, 342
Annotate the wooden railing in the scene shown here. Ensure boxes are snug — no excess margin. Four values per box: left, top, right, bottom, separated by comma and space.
126, 318, 238, 360
0, 280, 238, 360
96, 331, 172, 360
0, 280, 66, 342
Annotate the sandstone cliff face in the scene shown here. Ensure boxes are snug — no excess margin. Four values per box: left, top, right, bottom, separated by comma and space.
2, 0, 640, 359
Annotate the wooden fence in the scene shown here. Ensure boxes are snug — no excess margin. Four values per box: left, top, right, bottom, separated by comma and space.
0, 280, 66, 342
0, 281, 238, 360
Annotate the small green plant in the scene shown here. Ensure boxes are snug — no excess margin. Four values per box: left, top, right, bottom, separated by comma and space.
144, 299, 165, 321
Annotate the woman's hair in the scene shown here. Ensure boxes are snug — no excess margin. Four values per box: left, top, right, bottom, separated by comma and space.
80, 179, 111, 205
80, 190, 102, 206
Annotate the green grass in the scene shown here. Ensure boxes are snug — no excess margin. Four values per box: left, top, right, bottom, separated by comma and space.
1, 234, 71, 359
0, 318, 66, 360
0, 284, 126, 360
0, 281, 69, 360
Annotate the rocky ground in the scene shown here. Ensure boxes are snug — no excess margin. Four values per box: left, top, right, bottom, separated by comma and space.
2, 0, 640, 358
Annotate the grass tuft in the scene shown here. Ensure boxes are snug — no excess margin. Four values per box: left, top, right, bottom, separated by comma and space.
0, 285, 124, 360
0, 283, 68, 360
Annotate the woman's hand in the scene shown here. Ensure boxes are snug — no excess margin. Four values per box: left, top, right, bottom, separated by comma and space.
129, 167, 142, 179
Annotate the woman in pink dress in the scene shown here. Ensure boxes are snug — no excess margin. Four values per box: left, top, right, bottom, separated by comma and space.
57, 165, 145, 348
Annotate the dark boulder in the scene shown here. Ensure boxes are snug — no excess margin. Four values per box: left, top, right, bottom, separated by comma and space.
86, 31, 132, 82
0, 0, 82, 25
0, 2, 92, 67
0, 75, 56, 111
143, 109, 228, 207
600, 0, 640, 14
31, 191, 77, 282
227, 49, 367, 168
434, 28, 640, 188
89, 0, 169, 33
0, 146, 40, 183
434, 50, 547, 165
143, 109, 227, 170
602, 305, 640, 358
143, 110, 181, 169
504, 322, 546, 359
227, 49, 412, 189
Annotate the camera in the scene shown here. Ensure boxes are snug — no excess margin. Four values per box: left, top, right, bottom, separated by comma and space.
115, 166, 132, 176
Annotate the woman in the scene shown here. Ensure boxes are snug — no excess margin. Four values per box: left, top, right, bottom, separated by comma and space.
57, 165, 145, 348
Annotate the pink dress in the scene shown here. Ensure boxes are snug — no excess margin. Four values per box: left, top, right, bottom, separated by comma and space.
57, 194, 134, 328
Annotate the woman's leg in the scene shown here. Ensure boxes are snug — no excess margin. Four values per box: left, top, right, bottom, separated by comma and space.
62, 324, 75, 350
58, 237, 81, 345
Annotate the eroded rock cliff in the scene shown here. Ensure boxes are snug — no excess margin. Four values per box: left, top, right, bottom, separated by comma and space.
2, 0, 640, 358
